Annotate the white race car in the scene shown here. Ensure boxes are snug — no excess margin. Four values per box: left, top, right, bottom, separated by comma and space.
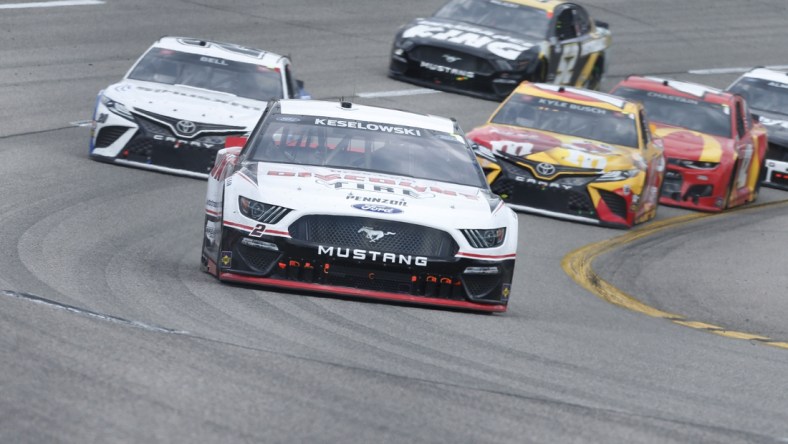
727, 67, 788, 191
202, 99, 518, 312
89, 36, 309, 179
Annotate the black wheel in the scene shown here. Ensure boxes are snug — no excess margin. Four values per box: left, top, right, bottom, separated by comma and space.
532, 59, 548, 83
723, 162, 739, 209
584, 57, 604, 90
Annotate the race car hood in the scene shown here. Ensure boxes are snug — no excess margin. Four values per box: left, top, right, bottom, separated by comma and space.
469, 124, 641, 171
102, 79, 265, 128
397, 18, 540, 61
651, 122, 732, 163
235, 163, 499, 227
754, 110, 788, 147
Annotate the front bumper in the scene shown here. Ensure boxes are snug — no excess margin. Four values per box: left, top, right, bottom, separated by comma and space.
90, 108, 245, 179
659, 164, 727, 211
488, 159, 633, 228
213, 226, 514, 312
762, 144, 788, 190
389, 45, 530, 101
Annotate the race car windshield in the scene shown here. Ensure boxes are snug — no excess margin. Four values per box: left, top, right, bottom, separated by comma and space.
127, 48, 284, 101
492, 94, 639, 148
613, 87, 732, 138
434, 0, 549, 39
728, 77, 788, 116
247, 115, 487, 188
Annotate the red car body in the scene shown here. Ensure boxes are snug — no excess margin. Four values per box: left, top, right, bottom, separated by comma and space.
611, 76, 767, 211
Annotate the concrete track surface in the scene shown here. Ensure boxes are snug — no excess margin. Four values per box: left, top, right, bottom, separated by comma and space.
1, 0, 788, 442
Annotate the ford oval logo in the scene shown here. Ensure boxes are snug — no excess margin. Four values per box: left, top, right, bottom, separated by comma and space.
352, 204, 403, 214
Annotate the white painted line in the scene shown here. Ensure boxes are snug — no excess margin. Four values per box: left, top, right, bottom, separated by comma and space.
357, 88, 441, 99
0, 0, 104, 9
689, 65, 788, 75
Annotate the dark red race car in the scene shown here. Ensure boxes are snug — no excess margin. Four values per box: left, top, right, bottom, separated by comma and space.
610, 76, 767, 211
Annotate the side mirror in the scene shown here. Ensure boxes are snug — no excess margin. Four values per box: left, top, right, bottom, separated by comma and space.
751, 113, 761, 124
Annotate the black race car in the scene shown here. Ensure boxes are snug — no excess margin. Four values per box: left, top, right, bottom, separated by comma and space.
389, 0, 611, 100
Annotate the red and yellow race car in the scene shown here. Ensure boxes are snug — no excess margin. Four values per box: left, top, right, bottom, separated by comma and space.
467, 82, 664, 228
610, 76, 767, 211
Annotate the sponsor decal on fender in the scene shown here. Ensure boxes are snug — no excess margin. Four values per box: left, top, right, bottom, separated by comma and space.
317, 245, 428, 267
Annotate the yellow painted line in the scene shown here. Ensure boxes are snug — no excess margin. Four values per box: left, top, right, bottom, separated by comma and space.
562, 199, 788, 350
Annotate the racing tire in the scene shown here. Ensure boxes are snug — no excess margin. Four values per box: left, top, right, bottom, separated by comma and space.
533, 59, 548, 83
723, 162, 739, 209
584, 57, 605, 91
751, 160, 767, 202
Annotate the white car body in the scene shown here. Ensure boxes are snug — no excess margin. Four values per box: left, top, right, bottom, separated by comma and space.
89, 36, 308, 179
202, 99, 519, 312
727, 68, 788, 191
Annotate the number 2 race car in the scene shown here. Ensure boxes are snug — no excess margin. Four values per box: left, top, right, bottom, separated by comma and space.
727, 67, 788, 191
467, 82, 664, 228
389, 0, 611, 100
202, 99, 519, 312
611, 76, 767, 211
89, 36, 309, 179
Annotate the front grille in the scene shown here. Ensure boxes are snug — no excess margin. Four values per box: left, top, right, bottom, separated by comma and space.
136, 115, 171, 136
95, 126, 129, 148
766, 143, 788, 162
236, 245, 281, 274
462, 274, 501, 299
289, 215, 458, 258
134, 109, 246, 138
410, 45, 495, 76
598, 190, 628, 219
494, 159, 597, 217
663, 170, 683, 199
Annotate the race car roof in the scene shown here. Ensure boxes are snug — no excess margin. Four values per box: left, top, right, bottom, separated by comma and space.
152, 36, 288, 69
618, 75, 732, 105
510, 82, 637, 112
278, 99, 459, 134
740, 67, 788, 85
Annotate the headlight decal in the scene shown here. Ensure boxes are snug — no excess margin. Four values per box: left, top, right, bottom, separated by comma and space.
238, 196, 292, 224
461, 228, 506, 249
100, 95, 134, 121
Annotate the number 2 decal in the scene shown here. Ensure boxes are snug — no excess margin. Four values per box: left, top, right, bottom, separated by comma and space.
249, 224, 266, 238
555, 43, 579, 85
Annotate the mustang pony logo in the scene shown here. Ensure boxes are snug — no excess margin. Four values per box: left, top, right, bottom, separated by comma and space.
358, 227, 395, 243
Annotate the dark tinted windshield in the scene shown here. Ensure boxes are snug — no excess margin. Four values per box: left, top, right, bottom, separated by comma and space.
728, 77, 788, 116
434, 0, 549, 39
128, 48, 284, 101
492, 94, 640, 148
613, 87, 732, 138
247, 114, 486, 188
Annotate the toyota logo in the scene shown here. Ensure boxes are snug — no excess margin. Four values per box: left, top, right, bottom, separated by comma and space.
535, 162, 556, 177
442, 54, 462, 63
176, 120, 197, 135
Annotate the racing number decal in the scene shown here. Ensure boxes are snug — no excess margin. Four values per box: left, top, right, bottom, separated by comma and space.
555, 43, 579, 85
736, 144, 754, 189
249, 224, 266, 238
564, 150, 608, 169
